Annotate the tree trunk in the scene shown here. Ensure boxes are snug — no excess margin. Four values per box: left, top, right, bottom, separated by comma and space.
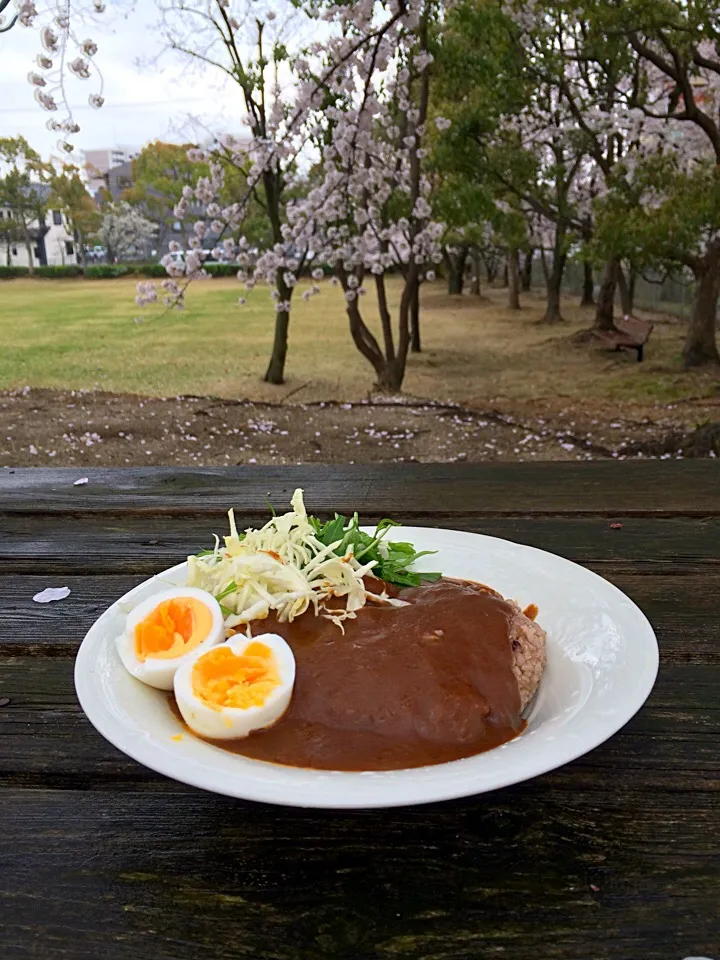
501, 262, 509, 288
485, 258, 498, 285
539, 248, 549, 284
508, 248, 521, 310
375, 361, 405, 392
594, 259, 618, 331
263, 308, 290, 384
521, 250, 534, 292
683, 248, 720, 368
470, 249, 481, 296
77, 232, 88, 275
410, 280, 421, 353
25, 234, 34, 276
617, 264, 636, 316
539, 243, 567, 323
444, 246, 468, 296
581, 261, 595, 306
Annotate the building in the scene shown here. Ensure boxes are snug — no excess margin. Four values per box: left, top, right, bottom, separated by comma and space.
0, 185, 78, 268
101, 160, 134, 202
83, 146, 139, 194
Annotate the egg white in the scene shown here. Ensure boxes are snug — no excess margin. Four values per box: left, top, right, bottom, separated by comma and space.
116, 586, 225, 691
173, 633, 296, 740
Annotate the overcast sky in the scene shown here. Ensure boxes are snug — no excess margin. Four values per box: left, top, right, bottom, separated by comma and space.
0, 3, 272, 164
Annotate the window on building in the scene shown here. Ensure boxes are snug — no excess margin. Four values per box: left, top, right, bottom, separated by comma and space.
11, 246, 17, 255
65, 241, 74, 256
34, 246, 40, 259
173, 220, 182, 232
52, 210, 63, 225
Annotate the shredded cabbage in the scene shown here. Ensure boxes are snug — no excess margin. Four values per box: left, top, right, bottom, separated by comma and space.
187, 488, 380, 629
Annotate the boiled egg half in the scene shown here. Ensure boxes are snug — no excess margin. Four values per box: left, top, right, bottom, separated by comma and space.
173, 633, 296, 740
117, 587, 225, 690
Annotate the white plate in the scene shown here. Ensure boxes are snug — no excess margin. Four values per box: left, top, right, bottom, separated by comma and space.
74, 527, 659, 809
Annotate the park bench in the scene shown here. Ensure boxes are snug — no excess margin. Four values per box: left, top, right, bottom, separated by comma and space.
592, 315, 654, 362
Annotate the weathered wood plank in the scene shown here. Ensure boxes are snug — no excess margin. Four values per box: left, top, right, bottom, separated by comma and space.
1, 569, 718, 662
2, 462, 719, 515
1, 513, 719, 575
0, 783, 717, 960
0, 659, 717, 789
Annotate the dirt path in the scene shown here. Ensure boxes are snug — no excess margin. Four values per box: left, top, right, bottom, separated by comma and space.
2, 388, 718, 467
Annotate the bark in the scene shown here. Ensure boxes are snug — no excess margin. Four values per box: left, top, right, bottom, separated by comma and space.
375, 274, 396, 367
521, 250, 534, 292
410, 280, 421, 353
501, 262, 509, 287
683, 245, 720, 368
594, 259, 618, 331
470, 249, 482, 296
539, 248, 550, 284
539, 246, 567, 323
444, 246, 468, 295
263, 307, 290, 384
262, 165, 292, 385
508, 248, 521, 310
484, 257, 498, 285
617, 264, 636, 315
581, 261, 595, 307
24, 233, 34, 276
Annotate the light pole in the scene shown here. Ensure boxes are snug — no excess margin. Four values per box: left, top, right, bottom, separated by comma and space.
0, 0, 17, 34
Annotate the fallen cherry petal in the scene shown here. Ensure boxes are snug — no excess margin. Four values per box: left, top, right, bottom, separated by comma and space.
590, 884, 600, 892
0, 697, 10, 707
73, 477, 89, 486
33, 587, 71, 603
610, 523, 623, 530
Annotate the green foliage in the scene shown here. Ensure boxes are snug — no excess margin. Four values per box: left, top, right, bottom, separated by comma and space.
85, 264, 133, 278
48, 165, 100, 255
309, 513, 441, 587
35, 265, 84, 278
594, 156, 720, 272
0, 261, 241, 280
123, 141, 207, 242
0, 136, 51, 270
0, 265, 28, 279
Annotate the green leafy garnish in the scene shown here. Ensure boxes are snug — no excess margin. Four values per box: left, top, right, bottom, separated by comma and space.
309, 512, 440, 588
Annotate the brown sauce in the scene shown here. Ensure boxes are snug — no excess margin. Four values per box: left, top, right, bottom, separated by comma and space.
170, 578, 525, 771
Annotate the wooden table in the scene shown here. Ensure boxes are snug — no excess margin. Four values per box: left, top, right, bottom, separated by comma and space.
1, 464, 718, 960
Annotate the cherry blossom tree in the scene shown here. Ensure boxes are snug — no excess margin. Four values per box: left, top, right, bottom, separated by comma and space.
283, 0, 446, 389
3, 0, 107, 145
136, 0, 443, 391
97, 202, 158, 264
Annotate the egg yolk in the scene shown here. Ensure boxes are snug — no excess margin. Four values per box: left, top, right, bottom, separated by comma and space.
192, 642, 280, 711
135, 597, 213, 662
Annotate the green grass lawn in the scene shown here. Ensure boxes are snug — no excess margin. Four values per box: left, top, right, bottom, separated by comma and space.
1, 275, 717, 404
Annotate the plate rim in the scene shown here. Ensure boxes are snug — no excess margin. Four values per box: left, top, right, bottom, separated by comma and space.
74, 525, 660, 808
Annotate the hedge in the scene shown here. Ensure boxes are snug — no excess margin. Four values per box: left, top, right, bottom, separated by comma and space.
0, 260, 337, 281
0, 261, 243, 280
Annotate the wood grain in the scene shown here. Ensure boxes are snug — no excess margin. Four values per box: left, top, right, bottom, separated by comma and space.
2, 462, 720, 515
1, 464, 718, 960
2, 568, 718, 662
0, 659, 717, 791
0, 783, 717, 960
2, 512, 720, 575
